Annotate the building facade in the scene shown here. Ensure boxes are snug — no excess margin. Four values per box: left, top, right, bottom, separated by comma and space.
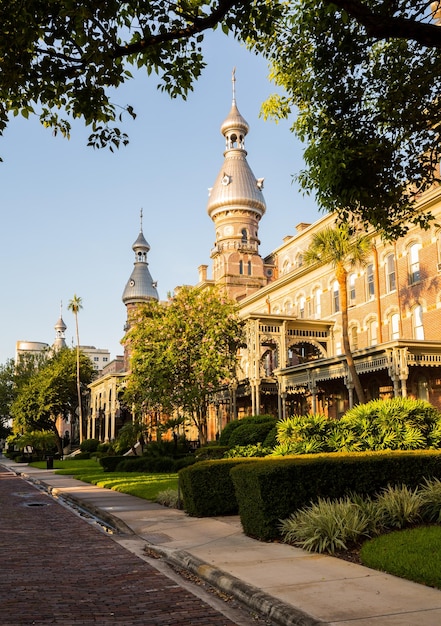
197, 80, 441, 436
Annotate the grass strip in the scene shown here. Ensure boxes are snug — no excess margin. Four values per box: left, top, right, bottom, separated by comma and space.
360, 525, 441, 589
29, 459, 178, 501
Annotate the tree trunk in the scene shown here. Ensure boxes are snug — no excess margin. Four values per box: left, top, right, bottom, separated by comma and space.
337, 264, 366, 405
74, 313, 83, 443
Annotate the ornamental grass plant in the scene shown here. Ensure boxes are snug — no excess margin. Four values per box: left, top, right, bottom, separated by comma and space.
280, 482, 439, 554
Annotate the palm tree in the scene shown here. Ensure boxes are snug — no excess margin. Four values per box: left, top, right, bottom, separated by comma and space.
303, 223, 370, 405
68, 294, 84, 443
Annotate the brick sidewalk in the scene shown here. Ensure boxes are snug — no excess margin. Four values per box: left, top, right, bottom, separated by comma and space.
0, 469, 246, 625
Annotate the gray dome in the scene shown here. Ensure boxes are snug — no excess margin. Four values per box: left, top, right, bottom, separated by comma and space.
122, 265, 159, 305
207, 151, 266, 220
122, 228, 159, 305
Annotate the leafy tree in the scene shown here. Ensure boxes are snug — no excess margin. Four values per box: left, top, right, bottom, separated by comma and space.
0, 0, 277, 157
15, 430, 57, 460
10, 348, 94, 454
4, 0, 441, 234
259, 0, 441, 238
115, 420, 148, 456
303, 223, 370, 404
68, 294, 84, 443
124, 286, 244, 444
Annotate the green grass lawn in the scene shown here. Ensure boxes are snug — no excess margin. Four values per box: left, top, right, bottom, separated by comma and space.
29, 459, 178, 501
360, 526, 441, 589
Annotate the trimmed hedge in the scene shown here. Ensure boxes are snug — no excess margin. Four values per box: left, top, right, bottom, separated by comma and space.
219, 415, 277, 446
179, 459, 252, 517
99, 456, 127, 472
230, 450, 441, 540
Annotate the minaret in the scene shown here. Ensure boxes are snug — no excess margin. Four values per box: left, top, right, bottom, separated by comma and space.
206, 69, 268, 301
122, 210, 159, 368
53, 302, 67, 352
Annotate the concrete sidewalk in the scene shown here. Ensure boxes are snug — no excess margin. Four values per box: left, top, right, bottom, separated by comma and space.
2, 457, 441, 626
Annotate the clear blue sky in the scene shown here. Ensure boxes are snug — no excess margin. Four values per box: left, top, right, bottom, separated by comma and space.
0, 31, 320, 365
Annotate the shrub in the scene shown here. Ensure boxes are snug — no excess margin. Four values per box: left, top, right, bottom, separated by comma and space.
280, 496, 374, 554
179, 459, 251, 517
219, 415, 276, 447
372, 484, 423, 529
230, 450, 441, 540
195, 446, 229, 461
274, 414, 336, 454
97, 442, 115, 455
262, 426, 278, 449
156, 489, 180, 508
228, 421, 277, 448
224, 443, 272, 458
420, 477, 441, 523
99, 455, 127, 472
274, 399, 441, 455
80, 439, 100, 453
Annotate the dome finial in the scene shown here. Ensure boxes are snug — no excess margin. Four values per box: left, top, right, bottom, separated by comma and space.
232, 67, 236, 104
140, 207, 143, 232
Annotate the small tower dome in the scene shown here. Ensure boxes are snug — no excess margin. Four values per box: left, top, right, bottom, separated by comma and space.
53, 303, 67, 351
122, 210, 159, 306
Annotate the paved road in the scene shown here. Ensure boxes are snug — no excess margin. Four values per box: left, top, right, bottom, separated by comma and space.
0, 469, 265, 626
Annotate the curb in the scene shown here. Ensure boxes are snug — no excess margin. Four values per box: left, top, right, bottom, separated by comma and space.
144, 544, 325, 626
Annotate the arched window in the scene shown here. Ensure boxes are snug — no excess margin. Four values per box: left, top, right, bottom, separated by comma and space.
333, 280, 340, 313
349, 273, 356, 304
390, 312, 400, 340
367, 318, 378, 346
385, 253, 396, 293
247, 260, 252, 276
241, 229, 248, 243
298, 296, 306, 318
281, 259, 291, 275
366, 264, 375, 299
295, 253, 303, 268
239, 260, 243, 275
408, 242, 421, 284
313, 287, 322, 319
412, 304, 424, 339
350, 325, 358, 350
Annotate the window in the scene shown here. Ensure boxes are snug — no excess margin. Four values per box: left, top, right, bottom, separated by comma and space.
247, 260, 252, 276
241, 229, 248, 243
350, 325, 358, 350
239, 260, 243, 275
408, 243, 421, 284
390, 313, 400, 340
366, 264, 375, 299
437, 230, 441, 270
333, 280, 340, 313
282, 259, 291, 275
313, 288, 322, 319
385, 254, 396, 293
295, 253, 303, 268
94, 356, 99, 362
412, 305, 424, 339
297, 296, 306, 318
367, 318, 378, 346
349, 273, 356, 304
103, 357, 108, 362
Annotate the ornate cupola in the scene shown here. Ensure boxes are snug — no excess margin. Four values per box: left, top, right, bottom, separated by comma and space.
53, 303, 67, 352
122, 210, 159, 310
206, 69, 268, 301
